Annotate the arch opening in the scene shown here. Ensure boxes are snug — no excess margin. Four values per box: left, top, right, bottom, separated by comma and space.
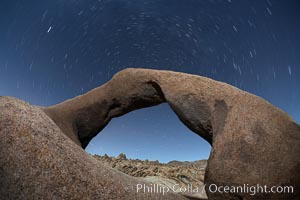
85, 103, 212, 163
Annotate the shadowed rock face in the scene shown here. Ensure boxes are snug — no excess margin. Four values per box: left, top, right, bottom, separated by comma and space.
1, 68, 300, 199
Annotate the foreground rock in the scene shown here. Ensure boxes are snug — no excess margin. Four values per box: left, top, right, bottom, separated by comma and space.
0, 97, 187, 199
93, 154, 207, 199
1, 68, 300, 199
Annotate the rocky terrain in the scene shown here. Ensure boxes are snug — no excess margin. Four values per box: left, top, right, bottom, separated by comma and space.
1, 68, 299, 199
93, 153, 207, 199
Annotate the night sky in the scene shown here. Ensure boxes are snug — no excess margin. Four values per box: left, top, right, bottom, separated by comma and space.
0, 0, 299, 163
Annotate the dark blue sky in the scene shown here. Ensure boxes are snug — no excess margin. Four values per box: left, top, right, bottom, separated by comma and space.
0, 0, 299, 163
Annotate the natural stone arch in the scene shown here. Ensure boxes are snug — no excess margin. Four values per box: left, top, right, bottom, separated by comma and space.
1, 68, 299, 200
42, 68, 300, 200
43, 68, 217, 148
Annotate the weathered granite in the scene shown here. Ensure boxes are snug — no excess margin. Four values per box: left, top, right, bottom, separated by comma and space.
1, 68, 299, 199
0, 96, 187, 200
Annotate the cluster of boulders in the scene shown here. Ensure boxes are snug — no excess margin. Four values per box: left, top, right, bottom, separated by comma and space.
93, 153, 206, 185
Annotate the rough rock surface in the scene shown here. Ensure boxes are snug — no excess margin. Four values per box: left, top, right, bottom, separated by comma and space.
1, 68, 300, 199
0, 97, 187, 200
93, 154, 207, 199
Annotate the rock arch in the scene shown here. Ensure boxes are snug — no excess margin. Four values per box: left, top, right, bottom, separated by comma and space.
43, 68, 218, 148
1, 68, 299, 199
